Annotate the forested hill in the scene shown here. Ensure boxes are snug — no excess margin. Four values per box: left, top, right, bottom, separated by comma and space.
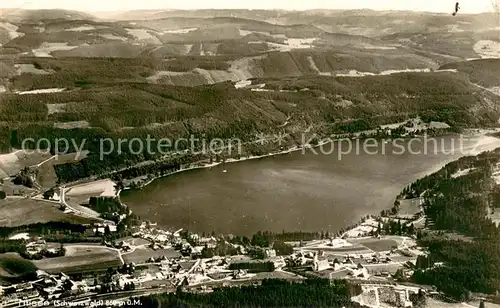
398, 147, 500, 300
122, 278, 365, 308
1, 8, 500, 185
4, 68, 500, 185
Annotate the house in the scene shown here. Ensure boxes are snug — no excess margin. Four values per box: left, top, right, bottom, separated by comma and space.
153, 233, 170, 243
405, 260, 417, 269
118, 241, 132, 252
199, 237, 218, 249
232, 269, 253, 279
41, 276, 58, 287
313, 253, 331, 272
191, 261, 206, 275
265, 249, 277, 258
189, 233, 200, 242
333, 262, 344, 271
149, 242, 161, 250
191, 246, 204, 256
35, 270, 50, 279
187, 273, 211, 285
44, 286, 64, 300
271, 257, 286, 269
347, 264, 369, 279
50, 192, 60, 201
170, 263, 181, 272
93, 224, 117, 234
26, 239, 46, 255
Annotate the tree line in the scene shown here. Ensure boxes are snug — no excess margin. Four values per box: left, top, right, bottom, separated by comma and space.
125, 278, 364, 308
399, 148, 500, 300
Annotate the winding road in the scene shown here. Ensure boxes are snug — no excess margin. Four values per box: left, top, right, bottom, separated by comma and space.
59, 186, 115, 225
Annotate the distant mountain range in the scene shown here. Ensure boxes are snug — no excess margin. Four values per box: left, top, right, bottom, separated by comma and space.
0, 8, 499, 184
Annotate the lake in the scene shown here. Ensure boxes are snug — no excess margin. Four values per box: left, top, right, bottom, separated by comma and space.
121, 134, 500, 236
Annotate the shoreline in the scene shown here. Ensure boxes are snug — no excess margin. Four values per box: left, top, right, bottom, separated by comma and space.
115, 129, 500, 236
119, 142, 322, 195
119, 129, 500, 196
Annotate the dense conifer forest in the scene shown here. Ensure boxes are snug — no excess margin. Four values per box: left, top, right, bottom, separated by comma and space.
2, 66, 498, 184
397, 149, 500, 300
126, 278, 364, 308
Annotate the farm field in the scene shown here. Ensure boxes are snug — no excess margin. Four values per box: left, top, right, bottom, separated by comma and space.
364, 263, 403, 274
253, 271, 304, 280
64, 244, 119, 257
34, 244, 123, 274
122, 247, 181, 264
397, 197, 423, 218
64, 192, 102, 218
36, 152, 88, 189
0, 181, 37, 196
300, 246, 374, 256
0, 253, 37, 278
0, 150, 53, 179
65, 179, 118, 198
348, 238, 399, 252
116, 236, 150, 247
0, 198, 98, 227
298, 237, 405, 256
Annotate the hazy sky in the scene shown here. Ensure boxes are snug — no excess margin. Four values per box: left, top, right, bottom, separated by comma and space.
4, 0, 499, 13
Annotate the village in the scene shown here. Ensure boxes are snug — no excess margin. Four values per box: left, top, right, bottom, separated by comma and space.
0, 193, 437, 308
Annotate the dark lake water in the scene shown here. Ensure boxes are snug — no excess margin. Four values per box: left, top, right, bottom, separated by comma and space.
121, 134, 500, 236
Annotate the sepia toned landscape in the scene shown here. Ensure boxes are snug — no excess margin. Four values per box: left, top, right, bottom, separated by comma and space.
1, 3, 500, 307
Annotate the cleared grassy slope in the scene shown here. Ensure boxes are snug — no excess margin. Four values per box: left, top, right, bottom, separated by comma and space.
7, 50, 436, 90
3, 67, 499, 184
440, 59, 500, 88
0, 253, 37, 278
3, 70, 499, 139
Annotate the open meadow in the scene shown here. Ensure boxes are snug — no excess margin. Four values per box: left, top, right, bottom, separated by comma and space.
122, 247, 181, 264
34, 244, 123, 274
0, 150, 53, 179
66, 179, 117, 198
347, 238, 400, 252
0, 253, 37, 278
396, 197, 424, 218
0, 198, 98, 227
298, 236, 405, 256
36, 152, 88, 189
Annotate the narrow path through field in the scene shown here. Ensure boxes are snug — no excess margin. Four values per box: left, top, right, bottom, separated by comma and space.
59, 187, 115, 225
30, 155, 57, 168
